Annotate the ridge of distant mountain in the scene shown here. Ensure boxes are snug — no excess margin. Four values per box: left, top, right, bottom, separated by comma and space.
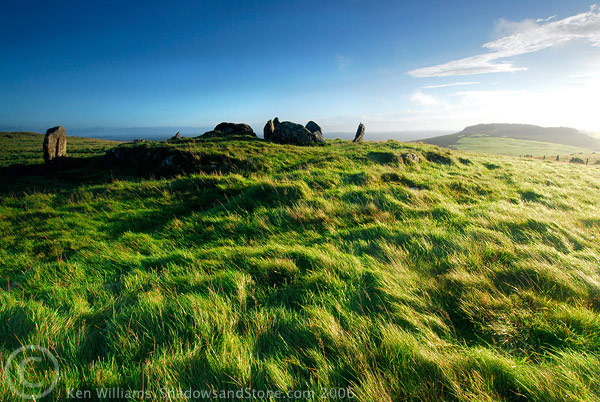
420, 123, 600, 151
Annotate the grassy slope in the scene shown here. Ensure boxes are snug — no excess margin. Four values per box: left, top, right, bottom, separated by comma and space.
421, 124, 600, 158
452, 135, 598, 158
1, 134, 600, 401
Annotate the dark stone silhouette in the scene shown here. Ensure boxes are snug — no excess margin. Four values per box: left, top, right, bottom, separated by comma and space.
264, 120, 274, 140
270, 121, 325, 145
213, 122, 255, 135
43, 126, 67, 164
199, 122, 257, 139
353, 123, 365, 143
273, 117, 281, 128
171, 132, 180, 140
305, 121, 322, 134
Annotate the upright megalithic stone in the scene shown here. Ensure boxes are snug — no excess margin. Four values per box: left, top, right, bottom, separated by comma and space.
264, 119, 275, 140
353, 123, 365, 143
43, 126, 67, 164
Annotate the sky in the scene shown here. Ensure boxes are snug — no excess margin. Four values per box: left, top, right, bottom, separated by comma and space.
1, 0, 600, 135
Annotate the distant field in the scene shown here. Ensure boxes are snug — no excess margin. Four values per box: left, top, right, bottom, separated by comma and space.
584, 131, 600, 139
0, 131, 121, 166
451, 134, 597, 158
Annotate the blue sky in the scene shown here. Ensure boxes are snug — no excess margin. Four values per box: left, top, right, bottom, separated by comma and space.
1, 0, 599, 134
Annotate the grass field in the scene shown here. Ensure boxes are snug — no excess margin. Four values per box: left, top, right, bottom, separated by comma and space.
0, 131, 121, 166
450, 134, 597, 158
1, 132, 600, 401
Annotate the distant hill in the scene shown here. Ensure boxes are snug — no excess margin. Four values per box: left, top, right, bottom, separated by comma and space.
421, 123, 600, 152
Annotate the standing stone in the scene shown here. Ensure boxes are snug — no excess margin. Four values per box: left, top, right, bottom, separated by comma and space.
273, 117, 281, 128
43, 126, 67, 164
305, 121, 322, 134
264, 120, 275, 140
171, 131, 180, 140
353, 123, 365, 143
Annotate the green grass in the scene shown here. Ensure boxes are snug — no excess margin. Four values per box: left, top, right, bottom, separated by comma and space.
0, 131, 121, 166
1, 133, 600, 401
451, 134, 596, 157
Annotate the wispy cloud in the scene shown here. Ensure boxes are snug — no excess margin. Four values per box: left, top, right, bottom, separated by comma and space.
568, 73, 596, 78
410, 90, 440, 106
422, 81, 480, 89
536, 15, 557, 23
408, 5, 600, 77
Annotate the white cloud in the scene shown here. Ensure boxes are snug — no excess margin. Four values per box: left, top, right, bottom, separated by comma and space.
410, 90, 440, 106
408, 5, 600, 77
422, 81, 480, 89
536, 15, 557, 23
568, 73, 597, 78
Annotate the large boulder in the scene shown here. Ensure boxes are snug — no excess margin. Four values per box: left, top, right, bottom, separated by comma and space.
199, 122, 257, 139
213, 122, 255, 135
305, 121, 322, 134
273, 117, 281, 128
353, 123, 365, 143
270, 121, 325, 145
43, 126, 67, 164
263, 120, 274, 140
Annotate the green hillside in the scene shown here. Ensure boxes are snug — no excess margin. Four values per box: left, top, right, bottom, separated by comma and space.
451, 135, 599, 158
421, 124, 600, 157
1, 133, 600, 401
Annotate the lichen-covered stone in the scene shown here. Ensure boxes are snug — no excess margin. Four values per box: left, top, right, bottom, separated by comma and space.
401, 153, 420, 163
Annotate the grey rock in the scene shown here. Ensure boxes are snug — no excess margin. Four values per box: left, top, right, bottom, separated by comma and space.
401, 153, 420, 163
353, 123, 365, 143
270, 121, 325, 145
305, 121, 322, 134
263, 120, 274, 140
171, 132, 180, 140
43, 126, 67, 164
